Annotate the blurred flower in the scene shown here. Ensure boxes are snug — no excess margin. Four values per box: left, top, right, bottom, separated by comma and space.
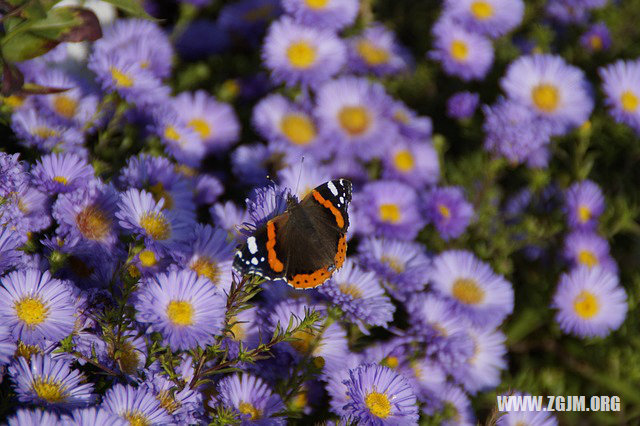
381, 138, 440, 189
454, 326, 507, 394
262, 17, 346, 87
217, 0, 282, 43
33, 69, 98, 127
151, 105, 206, 167
599, 59, 640, 133
102, 383, 172, 425
231, 144, 271, 186
439, 384, 475, 426
501, 54, 593, 133
446, 91, 480, 119
318, 259, 395, 332
134, 269, 226, 350
563, 230, 617, 273
564, 179, 604, 230
430, 18, 494, 81
31, 152, 93, 195
546, 0, 606, 24
185, 224, 235, 292
60, 407, 127, 426
388, 100, 433, 140
213, 373, 285, 425
352, 180, 424, 240
0, 324, 17, 365
343, 363, 419, 425
495, 394, 558, 425
0, 226, 23, 275
424, 186, 474, 240
9, 354, 95, 408
443, 0, 524, 38
429, 250, 514, 328
282, 0, 358, 31
277, 160, 331, 200
553, 266, 627, 338
0, 269, 76, 345
581, 23, 611, 52
347, 24, 409, 76
11, 108, 85, 153
7, 409, 61, 426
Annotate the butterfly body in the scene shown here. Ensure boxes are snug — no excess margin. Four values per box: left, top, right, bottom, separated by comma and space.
234, 179, 352, 289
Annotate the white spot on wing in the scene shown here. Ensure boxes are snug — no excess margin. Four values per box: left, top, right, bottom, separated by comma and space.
251, 257, 259, 265
339, 196, 344, 204
327, 181, 338, 196
247, 237, 258, 254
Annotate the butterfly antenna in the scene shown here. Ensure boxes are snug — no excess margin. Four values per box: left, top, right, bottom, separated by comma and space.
294, 156, 305, 198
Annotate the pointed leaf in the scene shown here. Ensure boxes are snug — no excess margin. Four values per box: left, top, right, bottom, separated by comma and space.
100, 0, 154, 19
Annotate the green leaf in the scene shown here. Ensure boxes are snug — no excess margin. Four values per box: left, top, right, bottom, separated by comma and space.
100, 0, 154, 19
1, 31, 58, 62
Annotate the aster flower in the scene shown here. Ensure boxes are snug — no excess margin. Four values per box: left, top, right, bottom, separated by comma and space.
599, 59, 640, 133
563, 231, 617, 273
31, 153, 94, 195
213, 373, 285, 425
262, 17, 346, 88
388, 100, 433, 140
424, 186, 474, 241
495, 393, 558, 425
143, 370, 204, 423
172, 90, 240, 153
501, 54, 593, 133
101, 383, 172, 425
0, 151, 28, 196
0, 269, 76, 345
352, 180, 425, 240
9, 354, 95, 408
347, 24, 409, 76
116, 188, 194, 257
185, 224, 235, 292
0, 226, 23, 275
453, 326, 507, 394
151, 105, 207, 168
358, 237, 431, 302
429, 250, 514, 328
581, 23, 611, 52
483, 99, 553, 167
439, 385, 475, 426
135, 269, 226, 350
381, 137, 440, 189
315, 76, 395, 160
281, 0, 358, 30
7, 409, 61, 426
564, 179, 605, 230
443, 0, 524, 38
446, 91, 480, 119
0, 324, 17, 365
231, 144, 271, 186
552, 266, 627, 338
11, 108, 85, 153
430, 18, 494, 81
277, 160, 332, 201
210, 201, 250, 241
546, 0, 605, 24
343, 363, 419, 425
52, 179, 120, 252
224, 306, 262, 357
12, 184, 52, 237
60, 407, 127, 426
244, 184, 290, 232
405, 357, 447, 410
318, 260, 395, 332
325, 354, 362, 416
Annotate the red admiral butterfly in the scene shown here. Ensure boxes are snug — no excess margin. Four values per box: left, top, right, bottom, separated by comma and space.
233, 179, 352, 289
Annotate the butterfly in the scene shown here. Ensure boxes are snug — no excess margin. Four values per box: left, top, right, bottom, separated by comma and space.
233, 179, 352, 289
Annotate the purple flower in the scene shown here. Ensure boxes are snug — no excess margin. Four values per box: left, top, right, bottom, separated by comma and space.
446, 91, 480, 119
563, 230, 617, 273
101, 383, 172, 425
281, 0, 358, 31
564, 179, 605, 230
185, 224, 235, 292
343, 363, 419, 425
424, 186, 474, 240
347, 24, 409, 76
11, 107, 85, 153
453, 326, 507, 394
151, 104, 206, 168
599, 59, 640, 134
61, 407, 127, 426
0, 226, 23, 275
552, 266, 627, 338
443, 0, 524, 38
381, 138, 440, 189
31, 152, 94, 194
7, 409, 61, 426
581, 23, 611, 52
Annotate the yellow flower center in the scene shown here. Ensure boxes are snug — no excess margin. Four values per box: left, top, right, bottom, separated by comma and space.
110, 67, 134, 88
380, 255, 404, 273
166, 300, 195, 326
578, 250, 598, 268
148, 182, 174, 211
3, 95, 25, 108
190, 257, 221, 285
305, 0, 329, 9
470, 1, 493, 19
53, 95, 78, 119
578, 205, 591, 223
174, 164, 197, 177
450, 40, 469, 61
589, 35, 603, 50
32, 377, 67, 403
620, 90, 639, 112
356, 40, 390, 66
531, 84, 560, 113
239, 401, 262, 419
157, 390, 181, 414
365, 391, 391, 418
34, 127, 58, 139
394, 150, 414, 172
338, 106, 371, 136
339, 283, 363, 299
188, 118, 212, 140
109, 340, 140, 375
292, 390, 308, 410
452, 278, 485, 304
393, 110, 410, 124
16, 341, 42, 359
438, 204, 451, 219
140, 212, 170, 241
128, 264, 141, 278
379, 203, 401, 223
290, 329, 315, 354
15, 297, 49, 326
573, 290, 600, 319
76, 204, 111, 241
139, 249, 157, 267
53, 176, 68, 185
280, 114, 316, 145
230, 316, 246, 341
124, 411, 150, 426
164, 126, 182, 143
381, 355, 399, 369
287, 41, 317, 69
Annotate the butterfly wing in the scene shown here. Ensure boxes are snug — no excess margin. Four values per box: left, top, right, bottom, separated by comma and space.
233, 221, 287, 282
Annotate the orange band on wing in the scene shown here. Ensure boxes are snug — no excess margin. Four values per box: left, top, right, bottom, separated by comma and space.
334, 235, 347, 270
266, 220, 284, 273
290, 267, 332, 289
311, 190, 345, 228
